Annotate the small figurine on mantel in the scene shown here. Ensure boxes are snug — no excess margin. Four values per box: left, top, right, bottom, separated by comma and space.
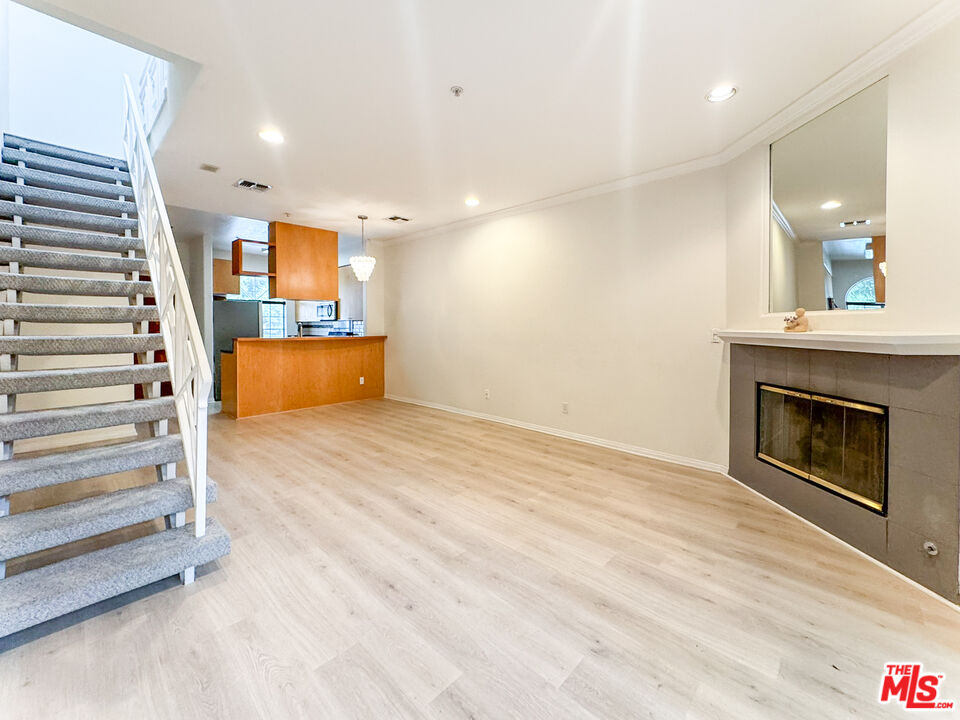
783, 307, 810, 333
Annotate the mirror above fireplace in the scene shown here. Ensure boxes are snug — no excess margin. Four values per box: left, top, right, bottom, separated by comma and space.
769, 78, 888, 313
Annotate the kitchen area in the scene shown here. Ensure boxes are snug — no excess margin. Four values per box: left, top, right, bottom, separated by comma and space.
210, 218, 385, 418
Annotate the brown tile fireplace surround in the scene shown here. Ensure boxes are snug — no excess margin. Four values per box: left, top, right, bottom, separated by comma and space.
729, 341, 960, 602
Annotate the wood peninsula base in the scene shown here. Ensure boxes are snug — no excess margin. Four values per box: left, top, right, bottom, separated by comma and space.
220, 336, 385, 418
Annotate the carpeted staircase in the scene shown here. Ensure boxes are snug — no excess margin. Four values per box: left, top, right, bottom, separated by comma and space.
0, 132, 229, 639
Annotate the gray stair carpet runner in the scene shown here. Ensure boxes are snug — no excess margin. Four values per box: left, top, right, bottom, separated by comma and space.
0, 132, 229, 640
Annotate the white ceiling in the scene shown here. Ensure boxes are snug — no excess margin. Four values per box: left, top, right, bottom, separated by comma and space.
823, 237, 874, 262
772, 79, 887, 243
22, 0, 943, 240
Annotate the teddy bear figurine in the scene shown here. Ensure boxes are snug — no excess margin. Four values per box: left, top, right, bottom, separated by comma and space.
783, 307, 810, 333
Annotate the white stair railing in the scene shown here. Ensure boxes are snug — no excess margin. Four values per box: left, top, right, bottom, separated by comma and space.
121, 74, 210, 537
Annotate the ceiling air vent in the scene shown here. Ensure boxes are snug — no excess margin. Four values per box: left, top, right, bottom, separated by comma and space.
234, 178, 272, 193
199, 163, 220, 173
387, 215, 411, 223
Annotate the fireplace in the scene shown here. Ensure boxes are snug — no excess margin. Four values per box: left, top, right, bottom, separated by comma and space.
727, 343, 960, 603
757, 384, 887, 513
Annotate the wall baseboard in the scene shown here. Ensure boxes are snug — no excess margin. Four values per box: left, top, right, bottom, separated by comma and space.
384, 394, 728, 475
386, 393, 959, 613
722, 472, 960, 614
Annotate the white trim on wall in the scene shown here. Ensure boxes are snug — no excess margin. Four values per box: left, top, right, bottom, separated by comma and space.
385, 394, 729, 475
385, 0, 960, 247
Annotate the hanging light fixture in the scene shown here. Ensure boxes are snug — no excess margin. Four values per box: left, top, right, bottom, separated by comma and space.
350, 214, 376, 282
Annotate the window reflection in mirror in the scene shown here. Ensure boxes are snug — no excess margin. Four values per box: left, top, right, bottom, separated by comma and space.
769, 78, 887, 313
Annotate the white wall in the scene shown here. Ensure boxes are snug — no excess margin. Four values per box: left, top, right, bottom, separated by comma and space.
383, 168, 729, 469
768, 215, 798, 312
8, 3, 149, 157
176, 234, 214, 382
831, 259, 875, 309
0, 0, 10, 131
795, 242, 827, 311
727, 17, 960, 332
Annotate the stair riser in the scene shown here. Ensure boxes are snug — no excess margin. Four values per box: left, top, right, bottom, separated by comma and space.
0, 274, 154, 297
0, 247, 148, 275
0, 363, 169, 394
0, 336, 164, 356
0, 436, 184, 496
0, 164, 134, 201
0, 479, 217, 561
0, 400, 175, 442
0, 519, 229, 639
0, 303, 159, 324
0, 200, 138, 234
3, 147, 131, 185
0, 222, 143, 253
4, 134, 128, 171
0, 181, 136, 217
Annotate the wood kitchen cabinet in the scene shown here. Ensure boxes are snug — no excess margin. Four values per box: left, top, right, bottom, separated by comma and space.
212, 258, 239, 295
268, 221, 339, 300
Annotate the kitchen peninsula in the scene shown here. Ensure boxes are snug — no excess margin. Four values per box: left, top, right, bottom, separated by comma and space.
220, 219, 384, 418
220, 335, 385, 418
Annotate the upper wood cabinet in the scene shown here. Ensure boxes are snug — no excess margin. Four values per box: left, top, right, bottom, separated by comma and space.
268, 222, 339, 301
212, 258, 239, 295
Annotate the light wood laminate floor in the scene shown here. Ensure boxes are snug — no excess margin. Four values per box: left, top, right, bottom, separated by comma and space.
2, 399, 959, 719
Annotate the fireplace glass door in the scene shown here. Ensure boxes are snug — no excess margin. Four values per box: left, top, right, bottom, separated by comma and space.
757, 384, 887, 513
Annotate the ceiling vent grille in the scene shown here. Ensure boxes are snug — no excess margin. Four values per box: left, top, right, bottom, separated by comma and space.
199, 163, 220, 173
387, 215, 411, 223
234, 179, 272, 192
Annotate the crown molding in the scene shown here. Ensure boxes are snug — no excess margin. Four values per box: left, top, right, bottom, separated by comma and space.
387, 0, 960, 246
771, 201, 797, 241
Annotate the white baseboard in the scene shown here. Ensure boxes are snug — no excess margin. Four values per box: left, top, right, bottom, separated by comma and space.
384, 394, 728, 475
385, 393, 959, 613
722, 472, 960, 614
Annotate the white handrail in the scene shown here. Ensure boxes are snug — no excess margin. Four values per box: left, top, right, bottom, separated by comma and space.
121, 74, 211, 538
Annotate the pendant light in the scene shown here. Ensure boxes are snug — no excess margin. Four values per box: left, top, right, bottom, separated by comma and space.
350, 214, 376, 282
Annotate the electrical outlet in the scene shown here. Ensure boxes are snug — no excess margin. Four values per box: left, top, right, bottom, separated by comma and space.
483, 389, 490, 400
359, 376, 365, 385
561, 402, 569, 414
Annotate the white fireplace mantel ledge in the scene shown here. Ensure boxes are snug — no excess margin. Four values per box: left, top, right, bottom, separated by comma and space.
716, 329, 960, 356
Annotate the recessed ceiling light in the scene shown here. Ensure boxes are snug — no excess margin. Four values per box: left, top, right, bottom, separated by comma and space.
465, 197, 480, 207
706, 85, 737, 103
820, 200, 842, 210
258, 128, 284, 144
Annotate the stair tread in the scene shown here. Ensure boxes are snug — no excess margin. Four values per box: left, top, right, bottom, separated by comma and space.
0, 302, 159, 323
0, 164, 134, 201
0, 199, 138, 233
0, 435, 184, 495
0, 396, 175, 442
0, 477, 217, 561
0, 334, 164, 356
0, 222, 143, 252
0, 180, 136, 217
0, 361, 168, 394
0, 272, 154, 296
3, 147, 131, 185
0, 519, 230, 639
3, 134, 127, 171
0, 246, 148, 274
